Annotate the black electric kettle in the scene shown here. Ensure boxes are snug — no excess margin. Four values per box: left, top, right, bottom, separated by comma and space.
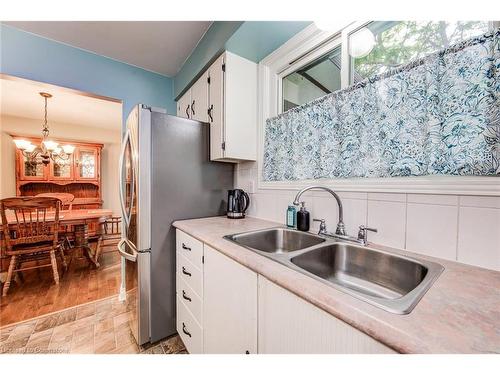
227, 189, 250, 219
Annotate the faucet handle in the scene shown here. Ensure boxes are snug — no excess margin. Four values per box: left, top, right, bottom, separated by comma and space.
313, 218, 327, 235
359, 225, 377, 232
357, 225, 378, 244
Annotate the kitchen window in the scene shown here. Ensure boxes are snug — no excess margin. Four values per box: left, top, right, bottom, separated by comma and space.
279, 21, 496, 114
282, 45, 342, 111
348, 21, 491, 84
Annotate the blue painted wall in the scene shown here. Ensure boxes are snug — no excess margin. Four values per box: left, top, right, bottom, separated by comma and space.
173, 21, 311, 99
225, 21, 312, 63
0, 24, 176, 120
1, 22, 312, 115
173, 21, 243, 99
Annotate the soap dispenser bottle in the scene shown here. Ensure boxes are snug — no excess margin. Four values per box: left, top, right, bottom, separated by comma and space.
297, 201, 310, 232
286, 204, 296, 228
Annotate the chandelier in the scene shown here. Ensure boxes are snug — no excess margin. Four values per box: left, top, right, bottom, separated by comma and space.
14, 92, 75, 166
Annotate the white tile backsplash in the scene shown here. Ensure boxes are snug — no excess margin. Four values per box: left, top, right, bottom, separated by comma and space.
457, 207, 500, 271
247, 193, 277, 222
367, 192, 407, 202
406, 203, 458, 260
237, 166, 500, 271
407, 194, 458, 206
310, 197, 366, 236
459, 196, 500, 209
367, 200, 407, 249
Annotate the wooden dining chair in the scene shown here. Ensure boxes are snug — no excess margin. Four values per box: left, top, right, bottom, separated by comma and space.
36, 193, 75, 251
89, 216, 121, 267
35, 193, 75, 211
0, 197, 67, 296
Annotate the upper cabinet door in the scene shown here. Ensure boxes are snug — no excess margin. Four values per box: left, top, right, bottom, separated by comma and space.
190, 72, 209, 123
75, 146, 99, 181
177, 90, 192, 119
208, 54, 225, 161
17, 150, 48, 181
49, 154, 74, 181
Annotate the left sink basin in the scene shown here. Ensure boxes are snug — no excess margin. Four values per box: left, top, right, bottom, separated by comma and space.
225, 228, 325, 254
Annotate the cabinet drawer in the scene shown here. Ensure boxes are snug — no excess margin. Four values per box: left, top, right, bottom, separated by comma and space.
177, 296, 203, 354
177, 251, 203, 298
176, 230, 203, 269
177, 272, 202, 326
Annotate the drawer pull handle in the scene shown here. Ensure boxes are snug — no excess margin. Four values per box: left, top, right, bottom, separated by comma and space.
182, 267, 191, 277
182, 290, 192, 302
182, 322, 191, 337
182, 243, 191, 251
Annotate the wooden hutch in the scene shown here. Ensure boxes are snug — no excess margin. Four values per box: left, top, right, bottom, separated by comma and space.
14, 135, 103, 209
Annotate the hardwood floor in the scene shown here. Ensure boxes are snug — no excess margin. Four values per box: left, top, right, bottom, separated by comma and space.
1, 246, 121, 327
0, 295, 186, 354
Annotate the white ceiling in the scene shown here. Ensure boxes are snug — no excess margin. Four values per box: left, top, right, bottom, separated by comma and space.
0, 76, 122, 130
3, 21, 212, 77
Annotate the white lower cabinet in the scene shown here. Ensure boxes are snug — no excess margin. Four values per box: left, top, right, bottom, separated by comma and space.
176, 295, 203, 353
257, 276, 396, 354
176, 229, 394, 354
203, 245, 258, 354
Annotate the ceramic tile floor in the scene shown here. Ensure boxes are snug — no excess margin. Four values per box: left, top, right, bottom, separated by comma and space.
0, 295, 186, 354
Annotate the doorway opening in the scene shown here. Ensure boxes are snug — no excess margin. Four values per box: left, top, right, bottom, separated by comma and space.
0, 74, 123, 327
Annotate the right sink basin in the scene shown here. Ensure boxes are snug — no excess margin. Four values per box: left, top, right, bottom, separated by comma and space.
289, 243, 444, 314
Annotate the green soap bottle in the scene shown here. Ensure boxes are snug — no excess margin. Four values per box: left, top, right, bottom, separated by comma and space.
286, 205, 296, 228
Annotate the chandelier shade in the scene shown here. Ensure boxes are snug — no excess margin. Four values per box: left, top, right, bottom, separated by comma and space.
14, 92, 75, 166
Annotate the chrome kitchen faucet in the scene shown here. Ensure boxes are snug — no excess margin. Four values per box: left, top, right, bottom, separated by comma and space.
293, 185, 377, 246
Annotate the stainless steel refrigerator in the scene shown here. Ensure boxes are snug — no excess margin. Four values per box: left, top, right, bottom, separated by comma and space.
117, 104, 233, 345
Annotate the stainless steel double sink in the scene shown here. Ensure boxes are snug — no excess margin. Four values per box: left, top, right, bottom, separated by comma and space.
224, 227, 444, 314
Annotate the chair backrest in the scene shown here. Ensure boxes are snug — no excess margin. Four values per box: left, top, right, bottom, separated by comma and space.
103, 216, 122, 235
0, 197, 61, 253
35, 193, 74, 211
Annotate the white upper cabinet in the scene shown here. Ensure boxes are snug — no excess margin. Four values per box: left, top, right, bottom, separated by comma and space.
177, 90, 192, 119
176, 51, 257, 162
208, 51, 258, 162
208, 54, 225, 161
190, 71, 209, 123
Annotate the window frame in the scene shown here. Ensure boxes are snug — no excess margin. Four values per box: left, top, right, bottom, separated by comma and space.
257, 22, 499, 196
277, 34, 343, 113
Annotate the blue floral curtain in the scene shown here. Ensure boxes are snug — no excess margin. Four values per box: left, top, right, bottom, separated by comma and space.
263, 29, 500, 181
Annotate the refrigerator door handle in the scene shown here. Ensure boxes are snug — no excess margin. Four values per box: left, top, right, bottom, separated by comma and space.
117, 238, 138, 262
119, 129, 131, 228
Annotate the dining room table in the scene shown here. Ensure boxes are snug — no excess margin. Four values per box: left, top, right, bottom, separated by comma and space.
1, 208, 113, 268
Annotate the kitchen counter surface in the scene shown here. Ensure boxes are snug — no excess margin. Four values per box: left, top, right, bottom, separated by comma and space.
173, 216, 500, 354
